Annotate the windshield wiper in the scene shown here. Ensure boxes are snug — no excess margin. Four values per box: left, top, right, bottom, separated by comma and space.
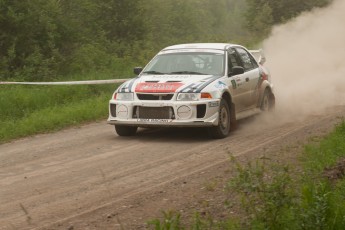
141, 70, 166, 75
169, 71, 206, 75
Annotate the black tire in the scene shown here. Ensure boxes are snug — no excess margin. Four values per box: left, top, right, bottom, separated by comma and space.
208, 99, 231, 139
115, 125, 138, 136
260, 89, 274, 111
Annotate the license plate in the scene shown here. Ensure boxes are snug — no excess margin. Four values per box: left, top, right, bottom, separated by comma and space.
137, 118, 172, 123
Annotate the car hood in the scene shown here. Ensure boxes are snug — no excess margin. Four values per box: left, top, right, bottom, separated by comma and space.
117, 74, 221, 94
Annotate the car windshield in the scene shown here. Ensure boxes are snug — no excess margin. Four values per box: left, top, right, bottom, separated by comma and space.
142, 52, 225, 76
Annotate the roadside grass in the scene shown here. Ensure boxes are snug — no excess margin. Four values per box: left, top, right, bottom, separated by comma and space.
148, 120, 345, 229
303, 121, 345, 174
0, 82, 120, 143
0, 57, 141, 143
299, 121, 345, 230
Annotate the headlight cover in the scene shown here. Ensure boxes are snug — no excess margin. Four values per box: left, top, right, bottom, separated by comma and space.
177, 93, 199, 101
115, 92, 134, 101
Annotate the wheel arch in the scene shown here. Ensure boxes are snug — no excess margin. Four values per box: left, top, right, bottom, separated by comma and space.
221, 91, 237, 130
221, 91, 232, 106
258, 85, 275, 109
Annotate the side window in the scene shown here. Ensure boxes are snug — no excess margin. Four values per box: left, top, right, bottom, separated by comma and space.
235, 47, 257, 71
227, 48, 241, 70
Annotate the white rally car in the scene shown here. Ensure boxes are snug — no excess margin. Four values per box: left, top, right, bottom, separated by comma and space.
108, 43, 275, 138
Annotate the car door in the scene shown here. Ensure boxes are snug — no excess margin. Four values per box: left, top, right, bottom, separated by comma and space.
227, 48, 249, 112
234, 47, 260, 109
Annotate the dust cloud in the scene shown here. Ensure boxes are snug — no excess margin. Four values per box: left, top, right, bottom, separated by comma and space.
262, 0, 345, 122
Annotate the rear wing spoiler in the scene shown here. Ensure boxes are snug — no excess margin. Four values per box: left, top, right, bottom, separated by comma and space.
249, 49, 266, 65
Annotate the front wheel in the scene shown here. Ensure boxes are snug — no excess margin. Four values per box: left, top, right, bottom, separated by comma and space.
208, 99, 231, 139
115, 125, 138, 136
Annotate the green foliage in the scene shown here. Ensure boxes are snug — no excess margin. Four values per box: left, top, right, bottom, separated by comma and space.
148, 211, 184, 230
142, 0, 250, 50
228, 159, 297, 229
245, 0, 332, 42
300, 182, 334, 230
0, 0, 63, 80
99, 0, 146, 43
67, 43, 112, 74
0, 0, 333, 80
148, 211, 239, 230
246, 2, 273, 42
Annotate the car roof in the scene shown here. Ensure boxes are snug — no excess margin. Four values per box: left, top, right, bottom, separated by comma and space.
162, 43, 239, 51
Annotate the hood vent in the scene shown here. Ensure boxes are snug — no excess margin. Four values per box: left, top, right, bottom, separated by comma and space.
145, 80, 159, 83
166, 80, 181, 83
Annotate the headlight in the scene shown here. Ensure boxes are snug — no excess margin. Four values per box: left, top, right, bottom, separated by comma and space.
177, 93, 199, 101
115, 92, 134, 101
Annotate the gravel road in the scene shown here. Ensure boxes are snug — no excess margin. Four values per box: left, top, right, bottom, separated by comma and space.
1, 106, 344, 230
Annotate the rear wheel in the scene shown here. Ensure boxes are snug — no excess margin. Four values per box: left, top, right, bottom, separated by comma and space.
261, 89, 274, 111
115, 125, 138, 136
208, 99, 231, 139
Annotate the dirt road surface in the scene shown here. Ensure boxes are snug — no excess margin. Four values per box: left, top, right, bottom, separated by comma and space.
1, 106, 345, 230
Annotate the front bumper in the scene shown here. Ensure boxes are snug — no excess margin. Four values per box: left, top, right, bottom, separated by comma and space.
107, 99, 220, 127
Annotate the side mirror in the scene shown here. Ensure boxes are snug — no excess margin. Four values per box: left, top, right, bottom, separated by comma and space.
230, 66, 244, 76
133, 67, 143, 75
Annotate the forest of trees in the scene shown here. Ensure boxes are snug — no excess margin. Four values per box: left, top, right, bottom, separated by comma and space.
0, 0, 331, 81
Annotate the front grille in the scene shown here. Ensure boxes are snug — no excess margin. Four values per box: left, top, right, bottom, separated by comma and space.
137, 94, 174, 100
133, 106, 175, 119
110, 104, 116, 117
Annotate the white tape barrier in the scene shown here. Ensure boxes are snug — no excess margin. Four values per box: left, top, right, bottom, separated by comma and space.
0, 79, 128, 85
